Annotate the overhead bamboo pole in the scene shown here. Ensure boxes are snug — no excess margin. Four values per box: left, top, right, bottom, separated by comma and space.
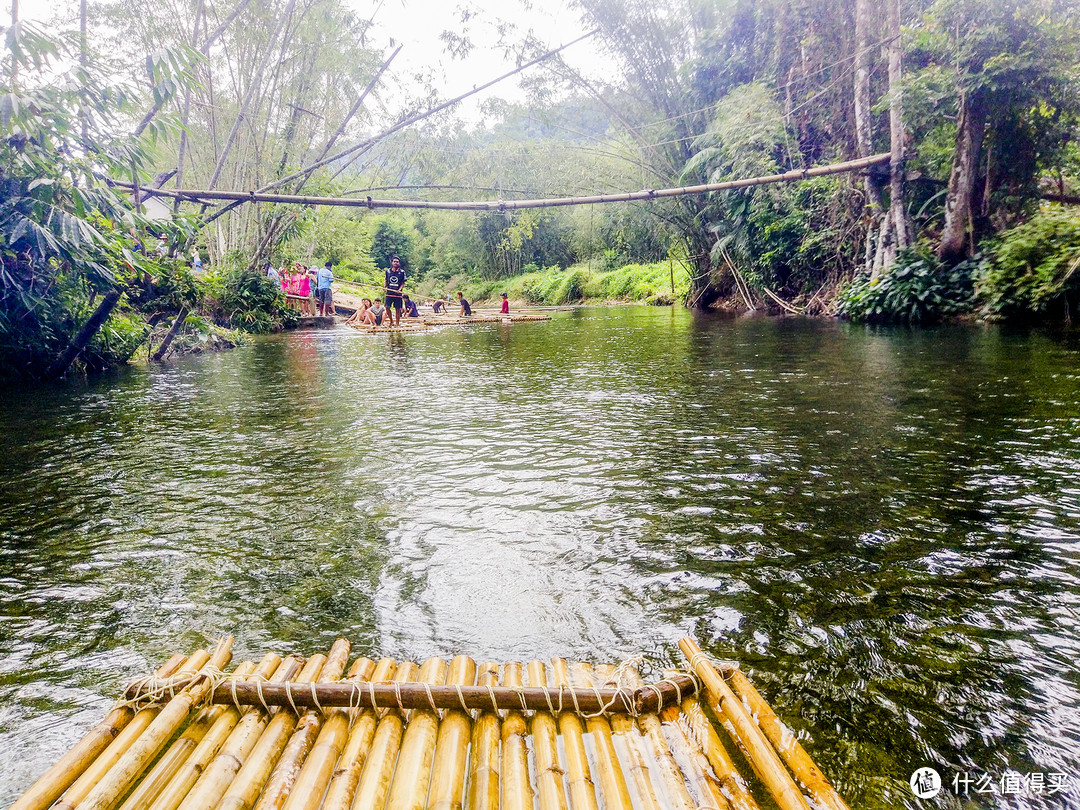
349, 661, 419, 810
214, 652, 329, 810
69, 638, 234, 810
10, 653, 187, 810
279, 656, 377, 810
171, 655, 303, 810
468, 663, 502, 810
427, 656, 478, 810
525, 661, 570, 810
593, 665, 663, 810
498, 663, 532, 810
570, 664, 633, 810
549, 659, 600, 810
321, 658, 398, 810
384, 657, 450, 810
678, 698, 759, 810
52, 650, 214, 810
679, 638, 812, 810
254, 639, 353, 810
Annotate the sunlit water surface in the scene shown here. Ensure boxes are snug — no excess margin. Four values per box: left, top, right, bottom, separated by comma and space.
1, 308, 1079, 808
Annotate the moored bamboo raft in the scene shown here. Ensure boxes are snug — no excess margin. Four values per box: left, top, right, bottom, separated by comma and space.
12, 636, 849, 810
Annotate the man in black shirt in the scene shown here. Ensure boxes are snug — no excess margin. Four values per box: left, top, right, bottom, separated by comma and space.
384, 255, 407, 327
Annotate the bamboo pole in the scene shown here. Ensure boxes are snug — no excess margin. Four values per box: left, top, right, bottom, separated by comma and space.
254, 639, 353, 810
525, 661, 569, 810
427, 656, 478, 810
171, 655, 304, 810
321, 658, 398, 810
349, 660, 419, 810
279, 656, 377, 810
569, 664, 633, 810
549, 659, 599, 810
678, 698, 759, 810
119, 658, 270, 810
214, 652, 329, 810
593, 665, 663, 810
468, 663, 501, 810
69, 638, 234, 810
498, 663, 532, 810
679, 638, 812, 810
10, 654, 187, 810
384, 657, 449, 810
654, 700, 731, 810
51, 651, 214, 810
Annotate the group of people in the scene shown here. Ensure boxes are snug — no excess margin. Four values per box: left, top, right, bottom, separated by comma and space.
269, 260, 336, 317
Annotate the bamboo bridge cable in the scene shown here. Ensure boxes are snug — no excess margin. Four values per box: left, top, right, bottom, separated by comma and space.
570, 664, 634, 810
549, 659, 600, 810
468, 662, 502, 810
498, 663, 532, 810
714, 666, 850, 810
214, 652, 329, 810
384, 657, 450, 810
678, 638, 812, 810
321, 658, 398, 810
254, 639, 353, 810
175, 655, 304, 810
11, 653, 187, 810
655, 670, 731, 810
349, 660, 419, 810
592, 666, 663, 810
427, 656, 478, 810
678, 698, 759, 810
117, 154, 890, 213
50, 650, 214, 810
279, 656, 377, 810
120, 658, 271, 810
525, 661, 571, 810
68, 637, 235, 810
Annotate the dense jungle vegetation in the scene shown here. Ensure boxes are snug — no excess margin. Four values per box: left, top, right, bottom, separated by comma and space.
2, 0, 1079, 382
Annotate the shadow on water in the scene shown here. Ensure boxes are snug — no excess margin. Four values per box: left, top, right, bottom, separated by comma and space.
1, 309, 1079, 807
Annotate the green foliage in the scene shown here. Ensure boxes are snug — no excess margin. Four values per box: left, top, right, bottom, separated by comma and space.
369, 216, 416, 273
976, 206, 1080, 319
201, 266, 291, 334
837, 248, 978, 324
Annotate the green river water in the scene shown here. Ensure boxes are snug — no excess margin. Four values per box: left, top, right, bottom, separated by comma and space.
1, 307, 1079, 808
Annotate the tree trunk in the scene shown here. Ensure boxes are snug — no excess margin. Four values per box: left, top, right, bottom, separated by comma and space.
854, 0, 883, 275
938, 90, 986, 263
152, 307, 190, 361
886, 0, 909, 255
43, 290, 122, 380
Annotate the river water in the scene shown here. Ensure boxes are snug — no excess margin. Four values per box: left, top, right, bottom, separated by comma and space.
1, 307, 1079, 808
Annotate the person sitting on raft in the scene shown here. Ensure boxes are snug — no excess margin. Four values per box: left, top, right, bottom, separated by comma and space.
364, 298, 386, 326
402, 294, 420, 318
500, 292, 509, 314
455, 290, 472, 317
345, 298, 372, 326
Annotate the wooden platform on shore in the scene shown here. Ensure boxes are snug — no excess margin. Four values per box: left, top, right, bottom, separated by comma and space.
12, 636, 848, 810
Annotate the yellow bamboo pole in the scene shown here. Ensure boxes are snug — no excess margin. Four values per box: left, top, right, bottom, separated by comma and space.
171, 655, 304, 810
51, 649, 216, 810
656, 700, 731, 810
253, 638, 353, 810
427, 656, 477, 810
468, 662, 501, 810
278, 656, 377, 810
593, 665, 663, 810
349, 660, 419, 810
569, 664, 633, 810
384, 656, 449, 810
525, 661, 569, 810
321, 658, 398, 810
119, 657, 271, 810
11, 654, 189, 810
549, 659, 599, 810
719, 667, 849, 810
214, 652, 329, 810
679, 697, 759, 810
679, 638, 812, 810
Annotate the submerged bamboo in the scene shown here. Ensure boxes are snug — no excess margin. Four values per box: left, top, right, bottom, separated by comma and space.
679, 638, 812, 810
321, 658, 398, 810
428, 656, 478, 810
550, 659, 600, 810
384, 656, 449, 810
468, 662, 502, 810
526, 661, 569, 810
621, 669, 696, 810
571, 664, 633, 810
349, 660, 419, 810
594, 665, 663, 810
679, 698, 759, 810
656, 700, 731, 810
11, 653, 187, 810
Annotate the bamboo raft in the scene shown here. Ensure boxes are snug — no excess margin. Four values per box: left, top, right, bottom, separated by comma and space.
11, 637, 849, 810
347, 312, 553, 333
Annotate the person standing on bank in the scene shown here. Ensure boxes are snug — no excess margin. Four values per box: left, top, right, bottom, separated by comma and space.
316, 260, 335, 317
384, 255, 407, 327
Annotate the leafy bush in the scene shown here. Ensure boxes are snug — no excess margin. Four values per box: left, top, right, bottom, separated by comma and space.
210, 267, 290, 333
976, 206, 1080, 320
837, 248, 978, 324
